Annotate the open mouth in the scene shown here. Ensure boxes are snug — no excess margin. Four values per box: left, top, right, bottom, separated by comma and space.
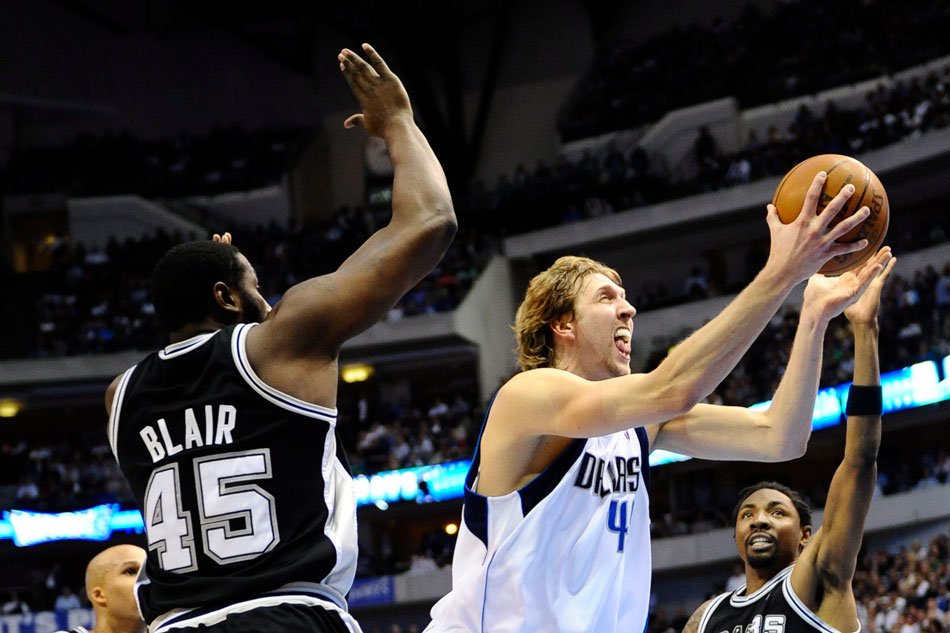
747, 533, 774, 553
614, 327, 632, 358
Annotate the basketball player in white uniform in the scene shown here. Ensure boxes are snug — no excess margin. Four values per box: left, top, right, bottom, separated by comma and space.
684, 254, 894, 633
426, 174, 890, 633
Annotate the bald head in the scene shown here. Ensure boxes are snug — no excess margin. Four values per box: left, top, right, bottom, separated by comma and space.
85, 544, 146, 597
84, 544, 146, 633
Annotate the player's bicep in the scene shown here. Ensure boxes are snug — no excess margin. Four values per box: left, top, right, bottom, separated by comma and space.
789, 532, 824, 609
682, 599, 714, 633
517, 370, 684, 439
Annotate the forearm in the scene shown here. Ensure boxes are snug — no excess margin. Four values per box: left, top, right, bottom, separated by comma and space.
760, 305, 830, 457
844, 321, 882, 465
383, 118, 455, 229
850, 322, 880, 386
812, 324, 881, 583
656, 265, 796, 405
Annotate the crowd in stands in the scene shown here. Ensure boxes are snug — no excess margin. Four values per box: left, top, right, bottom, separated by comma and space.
465, 63, 950, 234
559, 0, 950, 141
694, 70, 950, 193
20, 213, 496, 359
3, 54, 948, 248
0, 566, 92, 614
2, 126, 301, 198
0, 437, 133, 512
856, 536, 950, 633
342, 393, 481, 476
463, 144, 665, 234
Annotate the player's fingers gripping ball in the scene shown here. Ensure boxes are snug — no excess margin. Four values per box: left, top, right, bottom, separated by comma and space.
772, 154, 889, 275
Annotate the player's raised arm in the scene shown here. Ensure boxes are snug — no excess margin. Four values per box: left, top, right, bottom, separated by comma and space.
789, 255, 895, 630
640, 178, 870, 418
652, 248, 890, 461
502, 177, 870, 441
260, 43, 456, 356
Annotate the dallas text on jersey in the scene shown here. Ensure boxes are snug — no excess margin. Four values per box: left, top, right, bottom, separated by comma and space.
573, 452, 642, 497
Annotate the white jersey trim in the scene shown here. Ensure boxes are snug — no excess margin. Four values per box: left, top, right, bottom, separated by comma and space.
231, 323, 339, 423
318, 429, 359, 592
108, 365, 138, 462
729, 564, 795, 606
782, 570, 860, 633
158, 331, 218, 359
696, 592, 732, 633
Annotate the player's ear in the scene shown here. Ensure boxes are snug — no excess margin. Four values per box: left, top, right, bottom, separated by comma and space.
549, 314, 575, 340
89, 586, 106, 608
799, 525, 813, 551
213, 281, 241, 316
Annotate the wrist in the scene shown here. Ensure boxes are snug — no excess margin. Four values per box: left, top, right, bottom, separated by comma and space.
755, 262, 798, 296
847, 318, 879, 333
379, 113, 417, 141
799, 302, 833, 329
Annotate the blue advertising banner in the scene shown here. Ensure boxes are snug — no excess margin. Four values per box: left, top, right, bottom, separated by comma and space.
347, 575, 395, 607
0, 609, 94, 633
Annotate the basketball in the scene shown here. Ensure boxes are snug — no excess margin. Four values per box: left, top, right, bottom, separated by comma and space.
771, 154, 889, 275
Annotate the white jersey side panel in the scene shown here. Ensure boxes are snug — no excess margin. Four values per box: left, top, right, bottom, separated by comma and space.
427, 427, 651, 633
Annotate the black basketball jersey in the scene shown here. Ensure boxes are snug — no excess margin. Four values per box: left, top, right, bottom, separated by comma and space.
108, 324, 358, 627
698, 565, 851, 633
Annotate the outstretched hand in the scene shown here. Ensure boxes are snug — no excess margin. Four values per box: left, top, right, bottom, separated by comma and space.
764, 172, 873, 285
339, 43, 413, 138
802, 247, 893, 321
212, 232, 232, 244
844, 252, 897, 326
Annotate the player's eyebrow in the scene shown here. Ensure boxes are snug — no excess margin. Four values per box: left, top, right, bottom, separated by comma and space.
595, 284, 625, 299
739, 500, 790, 513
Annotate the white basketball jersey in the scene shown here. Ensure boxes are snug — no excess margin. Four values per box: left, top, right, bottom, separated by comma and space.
426, 423, 651, 633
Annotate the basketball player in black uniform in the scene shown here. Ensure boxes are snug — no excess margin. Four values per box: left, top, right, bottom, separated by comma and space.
683, 254, 895, 633
104, 43, 456, 633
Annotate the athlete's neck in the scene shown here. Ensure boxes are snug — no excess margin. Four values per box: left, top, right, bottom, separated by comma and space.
90, 612, 146, 633
743, 562, 787, 594
169, 318, 229, 344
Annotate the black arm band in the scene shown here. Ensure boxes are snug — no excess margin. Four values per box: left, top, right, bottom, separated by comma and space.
846, 385, 883, 416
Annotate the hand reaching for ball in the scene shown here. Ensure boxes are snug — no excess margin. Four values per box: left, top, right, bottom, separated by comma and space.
763, 170, 873, 286
770, 154, 889, 276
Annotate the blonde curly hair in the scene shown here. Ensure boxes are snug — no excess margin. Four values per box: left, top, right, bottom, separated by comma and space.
514, 256, 622, 371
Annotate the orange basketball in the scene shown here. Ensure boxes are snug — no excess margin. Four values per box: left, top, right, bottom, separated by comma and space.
771, 154, 889, 275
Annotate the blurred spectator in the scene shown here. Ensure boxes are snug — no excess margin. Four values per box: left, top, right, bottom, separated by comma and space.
2, 593, 31, 616
11, 218, 495, 360
54, 586, 80, 611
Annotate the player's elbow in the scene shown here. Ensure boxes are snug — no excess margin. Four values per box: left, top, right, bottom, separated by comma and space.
651, 366, 708, 416
659, 383, 699, 419
778, 436, 809, 461
433, 203, 458, 242
419, 200, 457, 247
766, 427, 809, 461
754, 415, 809, 462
